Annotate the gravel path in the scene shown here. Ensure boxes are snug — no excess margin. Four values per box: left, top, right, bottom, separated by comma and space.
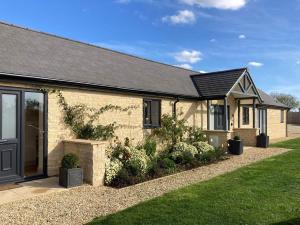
0, 147, 290, 225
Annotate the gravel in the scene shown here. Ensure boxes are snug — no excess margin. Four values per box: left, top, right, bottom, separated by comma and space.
0, 147, 290, 225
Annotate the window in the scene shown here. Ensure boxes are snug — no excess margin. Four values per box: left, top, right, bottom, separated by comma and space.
143, 99, 161, 128
209, 105, 230, 130
243, 107, 250, 125
281, 110, 284, 123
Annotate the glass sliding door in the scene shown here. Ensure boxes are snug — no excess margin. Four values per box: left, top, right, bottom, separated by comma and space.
24, 92, 45, 177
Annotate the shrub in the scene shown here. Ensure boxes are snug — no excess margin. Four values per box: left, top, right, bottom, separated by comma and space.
143, 138, 157, 157
197, 150, 215, 163
170, 142, 198, 163
111, 145, 132, 163
105, 158, 123, 185
158, 157, 176, 170
152, 114, 188, 145
111, 167, 140, 187
186, 127, 207, 144
61, 153, 80, 169
234, 135, 241, 141
126, 148, 150, 176
181, 151, 195, 165
193, 141, 214, 154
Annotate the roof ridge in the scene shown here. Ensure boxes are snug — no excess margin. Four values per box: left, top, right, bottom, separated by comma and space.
0, 20, 198, 74
190, 67, 247, 77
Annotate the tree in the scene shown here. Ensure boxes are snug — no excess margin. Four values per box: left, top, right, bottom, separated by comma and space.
270, 92, 300, 110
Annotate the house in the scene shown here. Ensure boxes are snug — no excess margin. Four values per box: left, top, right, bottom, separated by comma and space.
0, 22, 289, 185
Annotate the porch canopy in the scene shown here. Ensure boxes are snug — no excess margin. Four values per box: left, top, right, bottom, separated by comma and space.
191, 68, 263, 131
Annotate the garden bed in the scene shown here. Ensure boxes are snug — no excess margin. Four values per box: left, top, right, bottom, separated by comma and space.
105, 114, 228, 188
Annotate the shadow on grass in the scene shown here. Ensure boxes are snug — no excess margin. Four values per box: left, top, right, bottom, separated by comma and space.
270, 218, 300, 225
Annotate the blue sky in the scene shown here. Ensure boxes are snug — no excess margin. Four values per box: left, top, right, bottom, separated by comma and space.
0, 0, 299, 97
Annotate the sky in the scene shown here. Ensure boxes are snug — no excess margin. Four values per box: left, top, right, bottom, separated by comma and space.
0, 0, 299, 98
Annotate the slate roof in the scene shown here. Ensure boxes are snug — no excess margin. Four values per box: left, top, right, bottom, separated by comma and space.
0, 22, 199, 98
0, 21, 288, 109
191, 68, 246, 98
258, 89, 289, 108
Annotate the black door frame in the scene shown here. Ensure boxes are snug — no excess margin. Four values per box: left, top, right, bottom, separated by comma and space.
0, 85, 48, 184
0, 90, 22, 184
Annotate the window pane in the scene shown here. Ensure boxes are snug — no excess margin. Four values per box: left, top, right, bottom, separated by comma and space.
2, 94, 17, 139
151, 100, 160, 127
24, 92, 44, 177
144, 101, 151, 125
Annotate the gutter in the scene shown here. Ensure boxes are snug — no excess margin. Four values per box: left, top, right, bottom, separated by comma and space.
173, 97, 180, 118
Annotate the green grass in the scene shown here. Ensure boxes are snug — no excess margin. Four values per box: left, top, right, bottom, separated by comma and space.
88, 138, 300, 225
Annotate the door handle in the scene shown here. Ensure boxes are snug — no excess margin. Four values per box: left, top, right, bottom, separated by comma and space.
0, 139, 8, 143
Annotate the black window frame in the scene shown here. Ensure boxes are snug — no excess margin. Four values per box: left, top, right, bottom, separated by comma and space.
143, 99, 161, 129
242, 106, 250, 125
211, 104, 230, 130
280, 110, 284, 123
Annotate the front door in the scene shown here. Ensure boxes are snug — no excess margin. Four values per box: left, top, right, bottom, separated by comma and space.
0, 91, 22, 184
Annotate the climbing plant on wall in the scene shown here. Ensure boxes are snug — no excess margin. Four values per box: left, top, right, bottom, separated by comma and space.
42, 89, 137, 140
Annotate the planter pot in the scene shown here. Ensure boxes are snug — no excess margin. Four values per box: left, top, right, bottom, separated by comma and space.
228, 140, 243, 155
256, 135, 269, 148
59, 167, 83, 188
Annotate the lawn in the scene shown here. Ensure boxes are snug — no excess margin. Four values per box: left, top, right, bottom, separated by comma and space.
88, 138, 300, 225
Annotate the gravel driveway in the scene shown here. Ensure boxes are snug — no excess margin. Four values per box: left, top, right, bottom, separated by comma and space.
0, 147, 290, 225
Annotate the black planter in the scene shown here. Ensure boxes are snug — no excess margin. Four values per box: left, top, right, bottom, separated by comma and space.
256, 134, 269, 148
228, 139, 244, 155
59, 167, 83, 188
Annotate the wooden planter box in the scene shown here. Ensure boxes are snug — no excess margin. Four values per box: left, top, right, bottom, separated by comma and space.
59, 167, 83, 188
256, 135, 269, 148
228, 140, 244, 155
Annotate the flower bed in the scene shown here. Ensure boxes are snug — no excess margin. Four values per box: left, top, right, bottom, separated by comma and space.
105, 114, 228, 188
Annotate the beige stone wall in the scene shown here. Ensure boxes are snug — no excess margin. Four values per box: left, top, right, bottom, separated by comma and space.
267, 108, 287, 140
0, 80, 287, 175
63, 139, 107, 186
161, 99, 207, 129
233, 128, 259, 146
204, 130, 232, 149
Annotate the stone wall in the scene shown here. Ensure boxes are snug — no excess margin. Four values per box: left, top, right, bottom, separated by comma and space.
267, 108, 287, 140
63, 139, 108, 186
203, 130, 233, 149
233, 128, 259, 146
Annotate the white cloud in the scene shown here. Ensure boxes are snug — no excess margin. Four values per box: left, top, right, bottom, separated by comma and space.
162, 10, 196, 25
248, 61, 264, 67
199, 70, 207, 73
115, 0, 131, 3
179, 0, 247, 10
238, 34, 246, 39
297, 60, 300, 64
174, 64, 193, 69
174, 50, 202, 63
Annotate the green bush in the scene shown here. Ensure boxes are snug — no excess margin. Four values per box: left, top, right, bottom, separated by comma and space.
181, 151, 195, 165
152, 114, 188, 145
170, 142, 198, 163
158, 157, 176, 170
143, 138, 157, 157
186, 127, 207, 144
126, 148, 149, 176
193, 141, 214, 154
234, 135, 241, 141
111, 145, 132, 163
61, 153, 80, 169
105, 158, 123, 185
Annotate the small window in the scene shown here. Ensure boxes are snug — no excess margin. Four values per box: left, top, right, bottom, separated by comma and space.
281, 110, 284, 123
243, 107, 250, 125
143, 99, 161, 128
